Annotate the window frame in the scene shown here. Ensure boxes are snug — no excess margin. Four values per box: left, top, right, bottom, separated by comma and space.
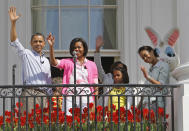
30, 0, 123, 58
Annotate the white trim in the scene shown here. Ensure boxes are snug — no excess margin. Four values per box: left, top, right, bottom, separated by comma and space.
31, 5, 118, 9
44, 50, 120, 58
26, 0, 32, 49
117, 0, 123, 52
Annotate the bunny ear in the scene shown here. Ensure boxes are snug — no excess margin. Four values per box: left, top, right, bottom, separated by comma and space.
145, 27, 161, 47
164, 28, 179, 46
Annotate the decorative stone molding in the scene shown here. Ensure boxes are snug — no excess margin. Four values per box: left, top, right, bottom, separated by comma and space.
172, 63, 189, 84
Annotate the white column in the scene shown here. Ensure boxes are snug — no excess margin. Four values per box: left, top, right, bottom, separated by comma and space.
0, 0, 8, 84
172, 0, 189, 130
172, 0, 189, 83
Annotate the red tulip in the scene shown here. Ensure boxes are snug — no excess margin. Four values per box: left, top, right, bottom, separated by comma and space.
16, 102, 23, 108
89, 103, 94, 109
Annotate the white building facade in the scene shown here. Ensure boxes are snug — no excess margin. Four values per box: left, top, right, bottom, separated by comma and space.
0, 0, 188, 130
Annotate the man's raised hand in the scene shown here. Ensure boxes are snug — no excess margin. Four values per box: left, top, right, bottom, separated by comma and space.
9, 7, 21, 23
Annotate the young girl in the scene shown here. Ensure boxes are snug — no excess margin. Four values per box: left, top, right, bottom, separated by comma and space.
94, 36, 132, 110
138, 45, 170, 108
108, 67, 130, 110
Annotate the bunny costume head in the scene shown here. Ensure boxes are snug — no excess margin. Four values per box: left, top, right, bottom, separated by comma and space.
145, 27, 179, 72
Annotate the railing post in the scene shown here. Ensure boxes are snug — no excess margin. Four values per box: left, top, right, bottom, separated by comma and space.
12, 64, 16, 117
73, 54, 76, 103
73, 52, 77, 130
171, 88, 175, 131
12, 64, 16, 85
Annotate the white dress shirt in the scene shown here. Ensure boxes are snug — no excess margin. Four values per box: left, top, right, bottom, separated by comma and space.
10, 38, 52, 95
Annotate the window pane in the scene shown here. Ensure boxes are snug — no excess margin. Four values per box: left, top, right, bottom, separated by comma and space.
61, 8, 88, 50
32, 8, 59, 50
90, 0, 116, 5
90, 8, 103, 49
32, 0, 59, 6
90, 8, 117, 49
103, 8, 117, 49
61, 0, 88, 5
